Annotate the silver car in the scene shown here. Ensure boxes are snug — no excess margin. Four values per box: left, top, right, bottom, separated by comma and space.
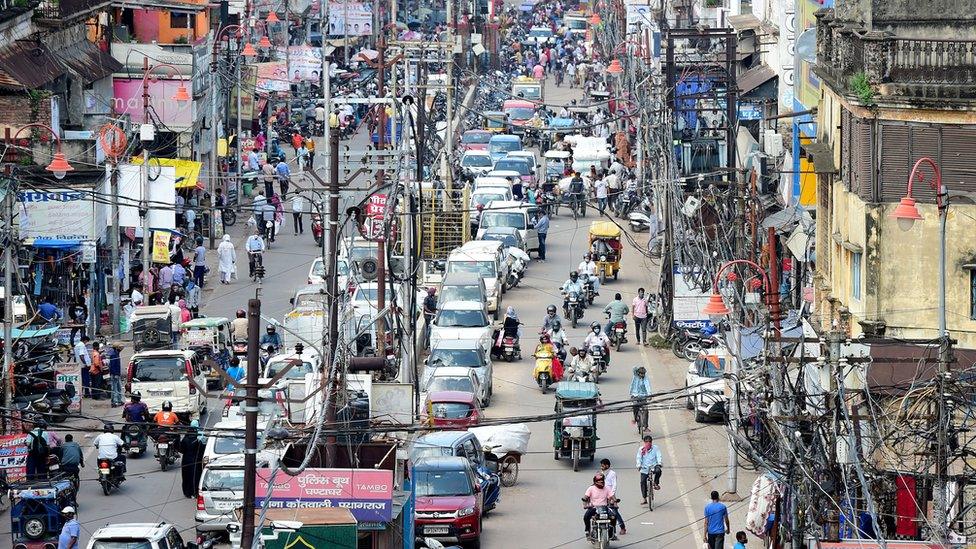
424, 340, 494, 407
195, 454, 273, 534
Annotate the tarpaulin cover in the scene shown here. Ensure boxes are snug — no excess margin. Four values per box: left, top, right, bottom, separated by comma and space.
31, 238, 82, 250
469, 423, 531, 455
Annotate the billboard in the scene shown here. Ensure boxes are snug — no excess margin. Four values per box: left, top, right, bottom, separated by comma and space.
55, 362, 82, 413
327, 1, 373, 36
116, 164, 178, 230
0, 434, 28, 483
284, 45, 324, 82
112, 78, 193, 128
255, 468, 394, 522
256, 62, 290, 94
17, 189, 96, 241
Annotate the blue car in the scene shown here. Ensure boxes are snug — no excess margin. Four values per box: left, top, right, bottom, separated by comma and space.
488, 134, 522, 163
411, 431, 501, 513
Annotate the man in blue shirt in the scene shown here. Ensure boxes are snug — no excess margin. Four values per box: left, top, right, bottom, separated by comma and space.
106, 342, 123, 406
636, 434, 662, 505
38, 296, 61, 322
703, 490, 730, 548
247, 147, 261, 171
58, 506, 79, 549
172, 262, 186, 285
534, 212, 550, 260
225, 357, 245, 391
275, 158, 291, 199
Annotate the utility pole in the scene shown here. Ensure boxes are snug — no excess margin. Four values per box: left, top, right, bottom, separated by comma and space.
443, 0, 455, 197
110, 165, 121, 333
325, 133, 340, 467
2, 166, 14, 430
320, 0, 331, 170
141, 57, 152, 285
240, 297, 262, 549
209, 36, 219, 252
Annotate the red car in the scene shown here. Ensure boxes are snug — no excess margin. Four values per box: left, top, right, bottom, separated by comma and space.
424, 391, 482, 429
413, 456, 483, 546
461, 129, 492, 151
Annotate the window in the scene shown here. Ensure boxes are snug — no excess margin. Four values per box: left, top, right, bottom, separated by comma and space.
970, 271, 976, 320
851, 252, 862, 300
170, 12, 190, 28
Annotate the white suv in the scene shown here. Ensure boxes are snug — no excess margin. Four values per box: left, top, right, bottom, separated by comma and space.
87, 522, 195, 549
127, 349, 208, 420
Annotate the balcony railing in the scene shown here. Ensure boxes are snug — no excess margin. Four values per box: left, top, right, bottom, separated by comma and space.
35, 0, 109, 22
815, 8, 976, 99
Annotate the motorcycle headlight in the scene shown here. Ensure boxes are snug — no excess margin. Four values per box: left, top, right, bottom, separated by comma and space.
458, 506, 476, 517
600, 255, 607, 261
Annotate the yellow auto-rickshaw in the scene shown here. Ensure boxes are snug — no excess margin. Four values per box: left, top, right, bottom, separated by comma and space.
588, 221, 622, 283
484, 111, 507, 133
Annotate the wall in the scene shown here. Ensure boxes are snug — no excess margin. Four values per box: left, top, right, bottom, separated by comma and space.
0, 95, 53, 136
131, 6, 208, 44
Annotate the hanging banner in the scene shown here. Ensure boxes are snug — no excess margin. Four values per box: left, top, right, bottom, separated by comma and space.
284, 45, 323, 82
0, 434, 29, 483
256, 62, 290, 94
152, 231, 172, 263
55, 362, 82, 413
327, 1, 373, 36
17, 189, 97, 242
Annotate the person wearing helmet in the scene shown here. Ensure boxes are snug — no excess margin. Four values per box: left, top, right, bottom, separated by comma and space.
584, 322, 610, 349
231, 309, 249, 342
260, 325, 283, 351
155, 401, 180, 427
548, 319, 570, 360
94, 423, 127, 474
582, 472, 619, 539
630, 366, 652, 424
561, 271, 584, 317
542, 304, 560, 332
567, 346, 595, 382
122, 392, 150, 423
578, 253, 601, 295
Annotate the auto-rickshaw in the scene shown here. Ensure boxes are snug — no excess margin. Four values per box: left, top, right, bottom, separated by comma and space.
484, 111, 506, 133
589, 221, 623, 283
10, 477, 77, 548
130, 305, 176, 352
553, 381, 600, 472
181, 317, 232, 389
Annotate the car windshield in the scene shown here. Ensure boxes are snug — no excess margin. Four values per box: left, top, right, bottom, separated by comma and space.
482, 233, 518, 248
480, 212, 526, 230
440, 286, 481, 303
428, 376, 476, 393
92, 542, 154, 549
213, 435, 245, 454
312, 259, 349, 277
412, 445, 454, 461
489, 140, 521, 154
462, 132, 491, 144
567, 18, 587, 29
349, 245, 379, 262
436, 309, 488, 328
695, 357, 725, 378
431, 401, 474, 419
131, 357, 185, 382
514, 86, 541, 99
473, 193, 505, 207
462, 155, 493, 167
504, 107, 535, 120
416, 470, 473, 497
529, 28, 551, 37
495, 159, 531, 175
446, 260, 496, 278
202, 468, 245, 491
354, 287, 390, 303
429, 348, 484, 368
294, 292, 326, 309
266, 360, 315, 379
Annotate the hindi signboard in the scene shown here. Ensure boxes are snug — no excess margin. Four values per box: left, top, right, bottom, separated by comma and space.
255, 468, 394, 522
0, 434, 29, 483
327, 1, 373, 36
55, 361, 82, 413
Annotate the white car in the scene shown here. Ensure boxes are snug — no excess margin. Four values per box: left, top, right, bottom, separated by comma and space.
473, 176, 512, 193
461, 150, 495, 177
202, 419, 248, 466
685, 352, 728, 423
429, 300, 493, 350
307, 256, 350, 289
525, 26, 554, 45
127, 349, 208, 420
420, 366, 486, 409
424, 340, 494, 406
87, 522, 190, 549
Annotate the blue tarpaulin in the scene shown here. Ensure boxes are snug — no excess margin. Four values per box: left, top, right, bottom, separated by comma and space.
30, 238, 82, 250
1, 326, 60, 340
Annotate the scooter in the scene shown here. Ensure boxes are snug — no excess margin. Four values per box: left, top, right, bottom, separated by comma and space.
122, 423, 147, 456
475, 466, 501, 514
311, 213, 324, 246
153, 432, 180, 471
532, 348, 556, 393
607, 315, 628, 352
628, 211, 652, 232
500, 336, 520, 362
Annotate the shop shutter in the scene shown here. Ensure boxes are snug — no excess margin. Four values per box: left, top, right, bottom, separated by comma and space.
879, 124, 911, 203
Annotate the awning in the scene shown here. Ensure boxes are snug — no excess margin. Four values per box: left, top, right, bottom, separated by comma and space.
0, 40, 65, 89
2, 326, 60, 340
761, 204, 814, 234
60, 40, 122, 83
130, 157, 203, 189
728, 320, 804, 362
727, 14, 761, 32
800, 141, 838, 174
865, 340, 976, 394
32, 238, 83, 249
738, 64, 776, 96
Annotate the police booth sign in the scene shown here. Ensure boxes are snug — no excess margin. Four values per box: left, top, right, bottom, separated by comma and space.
255, 468, 394, 522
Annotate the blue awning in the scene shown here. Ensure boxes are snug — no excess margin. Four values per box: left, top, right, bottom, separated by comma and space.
31, 239, 82, 250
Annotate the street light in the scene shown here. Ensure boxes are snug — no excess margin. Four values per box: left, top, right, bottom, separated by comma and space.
606, 59, 624, 75
12, 123, 75, 178
588, 13, 602, 25
265, 10, 280, 23
258, 34, 273, 49
141, 62, 191, 104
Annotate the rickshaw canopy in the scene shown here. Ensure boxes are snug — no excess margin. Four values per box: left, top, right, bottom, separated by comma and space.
181, 317, 230, 329
554, 381, 600, 400
589, 221, 622, 239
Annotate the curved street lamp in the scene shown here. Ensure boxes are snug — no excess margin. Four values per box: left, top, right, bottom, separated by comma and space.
141, 62, 191, 104
701, 259, 774, 322
12, 122, 74, 178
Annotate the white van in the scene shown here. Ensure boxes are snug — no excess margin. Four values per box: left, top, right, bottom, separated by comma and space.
476, 200, 541, 255
196, 454, 273, 535
445, 248, 504, 312
460, 240, 512, 291
127, 349, 207, 419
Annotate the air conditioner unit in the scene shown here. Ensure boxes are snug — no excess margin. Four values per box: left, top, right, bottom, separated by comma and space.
762, 130, 784, 157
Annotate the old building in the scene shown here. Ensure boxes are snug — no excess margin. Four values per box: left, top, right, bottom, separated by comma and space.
812, 0, 976, 347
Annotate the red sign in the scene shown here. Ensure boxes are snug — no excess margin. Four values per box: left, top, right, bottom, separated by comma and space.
0, 434, 29, 483
255, 468, 394, 522
819, 543, 943, 549
364, 193, 388, 241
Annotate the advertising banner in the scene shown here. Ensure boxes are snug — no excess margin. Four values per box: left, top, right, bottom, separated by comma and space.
256, 62, 290, 94
116, 164, 177, 230
255, 468, 394, 522
285, 45, 323, 82
17, 189, 97, 241
0, 434, 29, 483
327, 1, 373, 36
152, 231, 172, 263
55, 362, 82, 413
112, 78, 194, 128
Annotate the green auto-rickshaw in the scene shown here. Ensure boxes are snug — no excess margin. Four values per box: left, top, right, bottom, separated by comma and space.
553, 381, 600, 472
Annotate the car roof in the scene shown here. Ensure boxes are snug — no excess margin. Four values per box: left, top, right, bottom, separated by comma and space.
132, 349, 195, 358
463, 129, 490, 135
440, 272, 485, 286
481, 200, 529, 211
462, 240, 502, 251
431, 339, 484, 350
438, 300, 486, 310
489, 134, 520, 141
416, 430, 477, 447
429, 366, 478, 377
212, 419, 246, 430
463, 149, 491, 156
413, 456, 472, 471
92, 523, 173, 540
428, 390, 477, 403
293, 284, 324, 295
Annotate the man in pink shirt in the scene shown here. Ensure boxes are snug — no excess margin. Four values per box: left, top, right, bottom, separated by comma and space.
533, 63, 545, 79
632, 287, 650, 345
582, 473, 618, 538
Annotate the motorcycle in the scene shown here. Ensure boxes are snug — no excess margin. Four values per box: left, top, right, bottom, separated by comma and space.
565, 291, 584, 328
311, 213, 324, 246
97, 456, 126, 495
13, 389, 71, 424
585, 504, 618, 549
232, 337, 248, 356
565, 362, 595, 383
153, 432, 179, 471
248, 250, 264, 282
615, 190, 637, 218
607, 317, 628, 351
475, 467, 501, 514
671, 326, 720, 361
628, 211, 652, 233
582, 278, 595, 306
122, 423, 147, 456
532, 348, 556, 393
589, 345, 608, 374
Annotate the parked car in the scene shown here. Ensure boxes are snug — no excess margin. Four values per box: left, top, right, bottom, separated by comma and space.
478, 226, 527, 254
429, 300, 494, 351
422, 365, 488, 409
290, 284, 326, 311
438, 273, 491, 318
413, 457, 484, 547
425, 340, 493, 406
494, 156, 536, 187
685, 352, 728, 423
445, 249, 504, 312
202, 419, 247, 467
475, 200, 541, 255
127, 349, 207, 421
87, 522, 195, 549
307, 257, 350, 290
424, 391, 483, 429
196, 455, 264, 535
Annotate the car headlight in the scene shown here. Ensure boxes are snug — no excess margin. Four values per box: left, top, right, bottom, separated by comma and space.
600, 255, 607, 261
458, 506, 476, 517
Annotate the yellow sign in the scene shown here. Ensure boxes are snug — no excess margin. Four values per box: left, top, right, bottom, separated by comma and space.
152, 231, 171, 263
130, 157, 203, 189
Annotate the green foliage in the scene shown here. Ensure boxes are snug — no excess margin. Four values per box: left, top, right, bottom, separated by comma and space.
648, 333, 670, 349
849, 72, 876, 106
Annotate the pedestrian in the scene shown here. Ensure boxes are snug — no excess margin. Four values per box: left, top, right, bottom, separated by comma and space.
217, 234, 237, 284
247, 146, 261, 172
172, 261, 186, 286
291, 131, 303, 155
305, 136, 316, 169
178, 299, 191, 323
534, 211, 550, 261
89, 341, 105, 400
57, 506, 79, 549
296, 141, 309, 171
37, 295, 62, 322
422, 288, 437, 348
107, 342, 123, 406
192, 237, 207, 287
599, 458, 627, 535
703, 490, 730, 549
185, 279, 201, 318
67, 295, 87, 345
180, 419, 206, 498
26, 421, 51, 479
632, 288, 649, 345
184, 204, 196, 233
276, 156, 291, 199
73, 336, 91, 398
291, 194, 306, 235
733, 531, 748, 549
158, 263, 173, 304
262, 157, 277, 197
594, 174, 608, 215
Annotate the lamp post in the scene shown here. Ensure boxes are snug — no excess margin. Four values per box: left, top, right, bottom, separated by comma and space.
4, 123, 75, 430
139, 61, 190, 283
702, 259, 775, 499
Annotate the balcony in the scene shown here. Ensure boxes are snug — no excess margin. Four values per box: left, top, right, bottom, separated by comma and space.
34, 0, 110, 24
815, 8, 976, 102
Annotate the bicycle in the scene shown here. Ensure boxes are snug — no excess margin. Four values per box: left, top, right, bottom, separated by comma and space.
633, 397, 649, 435
645, 465, 661, 511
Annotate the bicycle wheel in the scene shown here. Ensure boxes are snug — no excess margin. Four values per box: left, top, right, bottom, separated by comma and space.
638, 407, 649, 435
647, 476, 655, 511
499, 455, 519, 487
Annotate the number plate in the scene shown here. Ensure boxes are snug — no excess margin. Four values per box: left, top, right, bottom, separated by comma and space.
149, 390, 171, 396
158, 443, 168, 449
215, 501, 237, 511
48, 464, 59, 471
99, 467, 109, 473
424, 526, 449, 535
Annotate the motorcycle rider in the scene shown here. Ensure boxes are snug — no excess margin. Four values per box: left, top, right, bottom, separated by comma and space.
534, 333, 563, 380
260, 344, 276, 368
577, 253, 601, 295
542, 304, 560, 332
582, 473, 619, 539
637, 434, 664, 505
230, 309, 249, 342
260, 325, 283, 351
498, 306, 522, 358
547, 319, 570, 361
630, 366, 652, 425
245, 229, 266, 278
560, 271, 584, 318
567, 346, 595, 382
94, 424, 126, 476
568, 172, 585, 213
604, 292, 630, 336
122, 392, 150, 423
583, 322, 611, 355
154, 401, 180, 427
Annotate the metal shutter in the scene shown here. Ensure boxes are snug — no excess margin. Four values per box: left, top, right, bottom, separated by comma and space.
880, 124, 911, 203
941, 126, 976, 195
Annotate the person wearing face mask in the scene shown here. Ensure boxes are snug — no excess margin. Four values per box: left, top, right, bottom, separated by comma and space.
637, 435, 663, 505
259, 325, 282, 352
